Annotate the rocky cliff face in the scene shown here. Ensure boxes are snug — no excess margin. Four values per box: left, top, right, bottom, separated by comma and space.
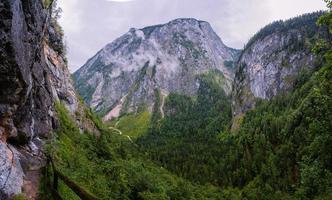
73, 18, 240, 120
0, 0, 94, 199
232, 12, 327, 117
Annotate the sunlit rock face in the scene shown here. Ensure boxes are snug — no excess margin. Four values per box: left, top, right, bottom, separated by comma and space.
232, 12, 328, 116
74, 18, 240, 120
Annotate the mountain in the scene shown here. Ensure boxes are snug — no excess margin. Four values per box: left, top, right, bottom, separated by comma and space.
232, 12, 327, 119
0, 0, 331, 199
137, 11, 332, 199
0, 0, 96, 199
73, 18, 240, 120
69, 12, 332, 199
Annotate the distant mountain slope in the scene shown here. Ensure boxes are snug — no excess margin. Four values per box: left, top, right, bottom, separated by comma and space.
73, 18, 240, 120
232, 11, 328, 117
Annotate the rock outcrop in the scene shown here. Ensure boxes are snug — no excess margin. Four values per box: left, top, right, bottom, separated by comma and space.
232, 12, 328, 117
0, 0, 95, 199
73, 18, 240, 120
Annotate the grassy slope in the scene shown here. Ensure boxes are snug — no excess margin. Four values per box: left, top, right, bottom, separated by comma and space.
114, 111, 150, 139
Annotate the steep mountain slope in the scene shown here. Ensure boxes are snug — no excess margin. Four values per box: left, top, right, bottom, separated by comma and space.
73, 18, 240, 120
232, 12, 328, 118
0, 0, 96, 199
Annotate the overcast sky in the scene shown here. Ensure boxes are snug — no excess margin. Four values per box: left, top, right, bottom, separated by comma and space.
58, 0, 327, 72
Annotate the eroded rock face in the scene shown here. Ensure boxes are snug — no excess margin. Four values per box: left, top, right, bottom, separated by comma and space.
0, 0, 92, 198
73, 18, 240, 120
0, 143, 24, 199
232, 12, 327, 116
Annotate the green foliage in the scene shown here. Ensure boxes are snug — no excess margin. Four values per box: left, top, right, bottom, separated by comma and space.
39, 165, 55, 200
137, 52, 332, 199
226, 61, 331, 198
13, 194, 27, 200
150, 89, 162, 127
315, 2, 332, 63
85, 107, 106, 131
44, 0, 67, 59
138, 72, 232, 185
46, 102, 235, 199
42, 0, 53, 8
324, 0, 332, 9
115, 111, 151, 139
244, 11, 326, 51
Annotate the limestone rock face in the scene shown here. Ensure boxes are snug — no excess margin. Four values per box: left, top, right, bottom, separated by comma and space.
232, 12, 327, 116
73, 18, 240, 120
0, 143, 24, 199
0, 0, 95, 198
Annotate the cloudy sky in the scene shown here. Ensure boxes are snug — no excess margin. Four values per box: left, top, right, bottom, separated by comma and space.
58, 0, 327, 72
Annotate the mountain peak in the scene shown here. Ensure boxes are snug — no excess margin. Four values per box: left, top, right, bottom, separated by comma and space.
124, 18, 212, 40
166, 18, 208, 25
74, 19, 239, 119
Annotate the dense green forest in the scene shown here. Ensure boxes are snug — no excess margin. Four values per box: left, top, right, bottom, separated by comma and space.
43, 2, 332, 200
137, 71, 233, 185
138, 56, 332, 199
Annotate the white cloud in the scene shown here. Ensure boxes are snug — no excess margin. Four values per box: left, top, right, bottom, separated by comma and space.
266, 0, 326, 20
58, 0, 82, 33
105, 0, 135, 2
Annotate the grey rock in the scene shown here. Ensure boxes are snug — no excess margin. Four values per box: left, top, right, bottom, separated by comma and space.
74, 18, 240, 120
232, 12, 327, 116
0, 142, 24, 200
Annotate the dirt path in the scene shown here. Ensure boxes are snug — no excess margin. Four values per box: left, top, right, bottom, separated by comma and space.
23, 170, 41, 200
109, 127, 122, 135
160, 90, 168, 119
115, 119, 121, 128
108, 127, 133, 143
125, 135, 133, 143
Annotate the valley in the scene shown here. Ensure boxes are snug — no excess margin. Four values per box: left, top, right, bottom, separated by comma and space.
0, 0, 331, 199
73, 10, 332, 200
